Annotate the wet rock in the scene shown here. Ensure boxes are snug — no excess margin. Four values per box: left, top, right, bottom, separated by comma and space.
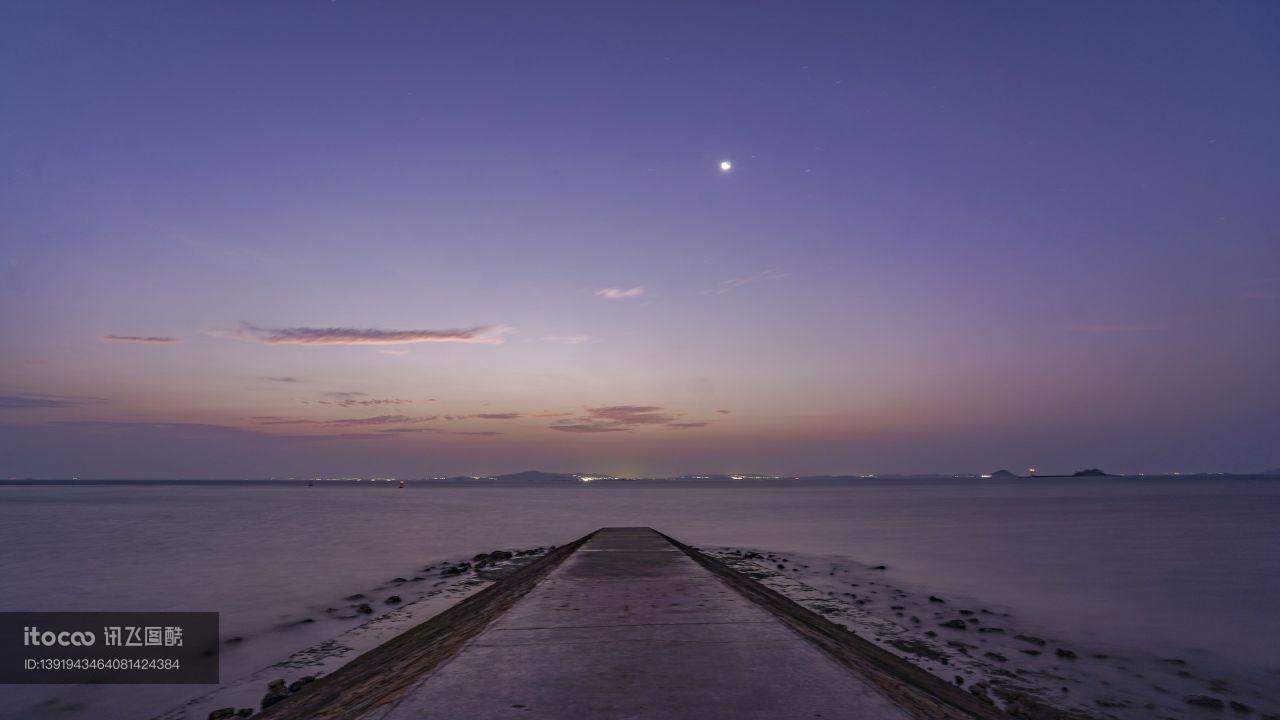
959, 609, 974, 616
391, 577, 407, 583
355, 603, 373, 614
236, 710, 253, 718
1228, 700, 1253, 713
288, 675, 316, 693
983, 652, 1007, 662
385, 595, 401, 604
940, 619, 968, 630
929, 595, 945, 603
977, 627, 1004, 634
208, 709, 237, 720
1055, 648, 1077, 659
968, 681, 993, 704
261, 680, 289, 710
224, 636, 243, 644
489, 550, 513, 561
1185, 695, 1224, 709
343, 593, 365, 601
1095, 696, 1132, 708
1014, 634, 1046, 646
871, 564, 887, 570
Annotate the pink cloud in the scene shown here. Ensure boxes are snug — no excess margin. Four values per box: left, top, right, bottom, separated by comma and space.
595, 286, 645, 300
222, 323, 505, 346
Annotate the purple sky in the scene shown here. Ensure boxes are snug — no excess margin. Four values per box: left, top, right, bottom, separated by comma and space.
2, 2, 1278, 478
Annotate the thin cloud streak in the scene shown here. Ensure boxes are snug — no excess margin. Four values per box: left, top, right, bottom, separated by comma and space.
546, 405, 712, 433
46, 420, 387, 442
1066, 323, 1159, 334
102, 335, 179, 344
221, 323, 506, 346
548, 424, 630, 433
588, 405, 678, 425
378, 427, 501, 437
317, 398, 413, 408
327, 415, 425, 427
0, 393, 106, 410
252, 414, 435, 427
704, 269, 790, 295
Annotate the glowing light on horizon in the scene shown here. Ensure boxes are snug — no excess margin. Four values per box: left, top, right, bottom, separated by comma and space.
719, 160, 732, 172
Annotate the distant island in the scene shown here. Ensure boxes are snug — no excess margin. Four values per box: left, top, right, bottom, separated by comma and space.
982, 468, 1114, 479
483, 470, 584, 483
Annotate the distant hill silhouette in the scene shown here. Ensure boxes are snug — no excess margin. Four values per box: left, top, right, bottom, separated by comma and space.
1071, 468, 1112, 477
491, 470, 581, 482
988, 469, 1020, 479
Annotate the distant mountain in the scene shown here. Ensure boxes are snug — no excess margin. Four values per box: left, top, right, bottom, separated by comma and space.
1071, 468, 1111, 477
491, 470, 582, 482
988, 469, 1020, 479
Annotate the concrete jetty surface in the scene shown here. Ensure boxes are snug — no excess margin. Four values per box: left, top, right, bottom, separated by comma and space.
262, 528, 1011, 720
370, 528, 919, 719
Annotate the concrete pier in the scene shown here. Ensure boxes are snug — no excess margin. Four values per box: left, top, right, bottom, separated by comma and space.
263, 528, 1009, 720
372, 527, 914, 719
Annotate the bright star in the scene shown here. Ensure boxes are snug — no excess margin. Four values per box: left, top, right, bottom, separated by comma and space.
719, 160, 732, 172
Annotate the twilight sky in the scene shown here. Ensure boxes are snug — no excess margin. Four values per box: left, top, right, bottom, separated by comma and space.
2, 1, 1278, 478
